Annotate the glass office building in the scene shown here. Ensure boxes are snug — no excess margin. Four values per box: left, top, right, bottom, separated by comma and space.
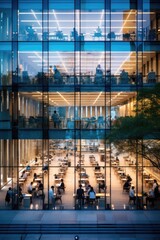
0, 0, 160, 210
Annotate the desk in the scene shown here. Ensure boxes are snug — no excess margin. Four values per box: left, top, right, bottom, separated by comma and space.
117, 170, 124, 174
34, 178, 42, 183
19, 178, 26, 182
96, 193, 110, 198
23, 194, 32, 208
73, 192, 110, 198
144, 178, 154, 183
115, 34, 122, 40
50, 32, 68, 41
55, 179, 62, 184
79, 179, 89, 185
94, 171, 102, 176
25, 171, 31, 176
96, 178, 105, 183
121, 178, 127, 182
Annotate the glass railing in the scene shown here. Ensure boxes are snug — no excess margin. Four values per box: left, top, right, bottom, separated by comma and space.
1, 74, 159, 87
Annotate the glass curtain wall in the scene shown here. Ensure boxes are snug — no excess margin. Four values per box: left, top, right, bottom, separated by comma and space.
0, 0, 160, 210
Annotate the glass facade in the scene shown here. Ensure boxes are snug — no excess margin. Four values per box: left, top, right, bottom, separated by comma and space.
0, 0, 160, 210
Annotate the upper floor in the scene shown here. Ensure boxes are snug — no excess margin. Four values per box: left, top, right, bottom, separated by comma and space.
1, 0, 160, 42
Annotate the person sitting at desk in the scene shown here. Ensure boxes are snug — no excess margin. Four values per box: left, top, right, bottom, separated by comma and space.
25, 25, 38, 41
27, 182, 35, 203
95, 64, 103, 84
70, 27, 78, 40
53, 65, 63, 84
130, 71, 136, 84
95, 164, 100, 171
123, 179, 131, 192
52, 110, 61, 128
42, 162, 48, 172
49, 65, 54, 78
119, 69, 129, 84
26, 165, 31, 171
27, 182, 35, 194
54, 30, 64, 40
148, 69, 156, 83
33, 173, 38, 181
126, 174, 132, 182
96, 64, 103, 76
94, 26, 102, 38
99, 180, 106, 193
21, 170, 27, 180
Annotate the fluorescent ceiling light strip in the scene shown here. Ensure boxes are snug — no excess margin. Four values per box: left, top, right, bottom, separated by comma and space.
31, 9, 41, 27
99, 10, 104, 27
53, 10, 60, 30
114, 52, 132, 75
119, 9, 133, 33
57, 52, 68, 73
93, 92, 103, 105
57, 92, 70, 105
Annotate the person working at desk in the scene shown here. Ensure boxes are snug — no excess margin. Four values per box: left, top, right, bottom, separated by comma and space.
27, 182, 35, 194
49, 65, 54, 78
95, 64, 103, 84
99, 180, 106, 193
94, 26, 102, 38
21, 170, 27, 180
70, 27, 78, 40
53, 65, 63, 84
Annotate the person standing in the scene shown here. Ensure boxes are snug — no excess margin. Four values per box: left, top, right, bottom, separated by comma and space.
129, 186, 136, 204
76, 184, 85, 206
52, 110, 61, 129
49, 186, 55, 208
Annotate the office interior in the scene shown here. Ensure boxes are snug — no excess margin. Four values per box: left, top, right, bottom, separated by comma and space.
0, 0, 160, 210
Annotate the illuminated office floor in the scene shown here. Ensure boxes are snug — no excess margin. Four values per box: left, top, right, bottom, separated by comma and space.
1, 151, 152, 211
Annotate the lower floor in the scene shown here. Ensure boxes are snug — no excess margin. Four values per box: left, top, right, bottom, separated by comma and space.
0, 139, 160, 210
